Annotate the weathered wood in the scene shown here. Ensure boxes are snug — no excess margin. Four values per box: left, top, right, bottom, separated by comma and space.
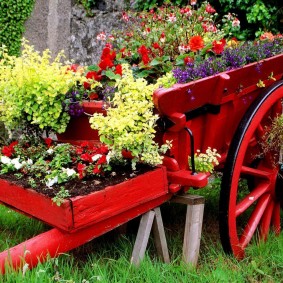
131, 210, 155, 266
152, 207, 170, 263
183, 202, 204, 265
131, 207, 170, 266
171, 194, 205, 266
171, 194, 205, 205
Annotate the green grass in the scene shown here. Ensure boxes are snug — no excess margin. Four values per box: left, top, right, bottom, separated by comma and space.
0, 185, 282, 283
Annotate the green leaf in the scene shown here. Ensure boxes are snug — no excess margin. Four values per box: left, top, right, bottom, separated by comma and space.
87, 65, 100, 71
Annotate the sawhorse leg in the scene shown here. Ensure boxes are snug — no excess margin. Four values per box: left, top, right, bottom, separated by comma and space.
131, 207, 170, 266
172, 194, 205, 266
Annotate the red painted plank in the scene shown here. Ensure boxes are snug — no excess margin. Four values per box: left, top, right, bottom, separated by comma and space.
0, 179, 73, 230
0, 193, 172, 274
71, 166, 168, 230
0, 167, 168, 232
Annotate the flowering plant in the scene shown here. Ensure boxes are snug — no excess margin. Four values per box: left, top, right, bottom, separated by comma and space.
0, 137, 137, 204
173, 35, 283, 84
99, 1, 240, 81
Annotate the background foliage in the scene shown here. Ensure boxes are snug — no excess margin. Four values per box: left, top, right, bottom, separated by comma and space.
0, 0, 35, 56
133, 0, 283, 39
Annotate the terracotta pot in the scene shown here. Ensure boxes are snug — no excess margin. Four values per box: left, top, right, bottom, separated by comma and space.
56, 101, 106, 144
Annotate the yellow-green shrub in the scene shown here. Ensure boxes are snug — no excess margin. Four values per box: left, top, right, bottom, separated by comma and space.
0, 41, 83, 133
90, 64, 173, 168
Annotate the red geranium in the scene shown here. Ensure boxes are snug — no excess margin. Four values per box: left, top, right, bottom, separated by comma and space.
77, 163, 86, 179
99, 58, 114, 71
212, 39, 226, 54
115, 64, 123, 76
189, 36, 204, 52
84, 71, 102, 89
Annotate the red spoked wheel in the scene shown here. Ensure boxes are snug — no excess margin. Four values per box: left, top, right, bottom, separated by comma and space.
219, 81, 283, 259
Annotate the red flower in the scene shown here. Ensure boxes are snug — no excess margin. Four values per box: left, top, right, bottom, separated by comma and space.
97, 144, 108, 155
1, 146, 13, 157
212, 39, 226, 54
84, 71, 102, 89
99, 58, 114, 70
93, 165, 101, 174
205, 4, 216, 14
138, 45, 151, 65
115, 64, 123, 76
97, 155, 107, 165
184, 56, 194, 65
152, 42, 161, 50
44, 138, 53, 148
2, 141, 19, 157
80, 153, 92, 162
89, 92, 99, 100
189, 36, 204, 52
77, 163, 86, 179
66, 64, 79, 73
101, 47, 116, 61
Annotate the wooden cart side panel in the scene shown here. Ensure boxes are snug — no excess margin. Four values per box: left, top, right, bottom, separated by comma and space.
71, 167, 168, 230
0, 179, 73, 230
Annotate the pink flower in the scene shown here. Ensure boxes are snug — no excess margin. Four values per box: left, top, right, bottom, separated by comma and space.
178, 44, 190, 54
160, 32, 166, 43
232, 18, 240, 27
122, 11, 129, 22
190, 0, 197, 5
205, 4, 216, 14
96, 32, 106, 41
168, 13, 176, 22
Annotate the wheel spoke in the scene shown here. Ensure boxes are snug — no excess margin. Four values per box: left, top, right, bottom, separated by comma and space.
241, 165, 272, 179
272, 202, 281, 235
239, 194, 270, 248
255, 123, 265, 140
259, 200, 274, 240
236, 182, 271, 217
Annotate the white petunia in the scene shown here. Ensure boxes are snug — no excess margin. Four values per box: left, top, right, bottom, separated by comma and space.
46, 148, 54, 154
45, 176, 58, 187
63, 168, 76, 177
92, 154, 102, 162
0, 155, 11, 165
11, 158, 23, 170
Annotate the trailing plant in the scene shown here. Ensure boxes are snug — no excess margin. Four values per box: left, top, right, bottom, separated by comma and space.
0, 41, 84, 135
0, 0, 35, 56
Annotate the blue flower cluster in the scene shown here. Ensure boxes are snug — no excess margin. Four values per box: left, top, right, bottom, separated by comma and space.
173, 39, 283, 84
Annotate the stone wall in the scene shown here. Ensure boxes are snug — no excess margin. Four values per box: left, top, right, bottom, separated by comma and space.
24, 0, 127, 65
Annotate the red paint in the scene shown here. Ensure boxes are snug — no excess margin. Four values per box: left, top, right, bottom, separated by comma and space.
56, 101, 106, 143
0, 167, 167, 232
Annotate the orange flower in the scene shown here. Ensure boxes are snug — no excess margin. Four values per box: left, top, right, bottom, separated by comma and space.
189, 36, 204, 52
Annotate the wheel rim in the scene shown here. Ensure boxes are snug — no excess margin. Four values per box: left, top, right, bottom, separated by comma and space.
220, 81, 283, 259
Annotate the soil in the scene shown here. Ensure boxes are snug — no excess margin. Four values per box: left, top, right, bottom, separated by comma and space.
1, 164, 154, 199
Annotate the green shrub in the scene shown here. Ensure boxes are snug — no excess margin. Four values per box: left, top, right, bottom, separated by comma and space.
0, 0, 35, 56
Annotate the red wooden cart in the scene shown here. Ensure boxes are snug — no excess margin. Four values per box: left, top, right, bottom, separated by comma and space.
0, 53, 283, 272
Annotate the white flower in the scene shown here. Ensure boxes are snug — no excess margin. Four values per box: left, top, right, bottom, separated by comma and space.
0, 155, 11, 165
11, 158, 22, 170
62, 168, 76, 177
92, 154, 102, 162
47, 148, 54, 154
106, 153, 111, 164
27, 158, 33, 165
46, 176, 58, 187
